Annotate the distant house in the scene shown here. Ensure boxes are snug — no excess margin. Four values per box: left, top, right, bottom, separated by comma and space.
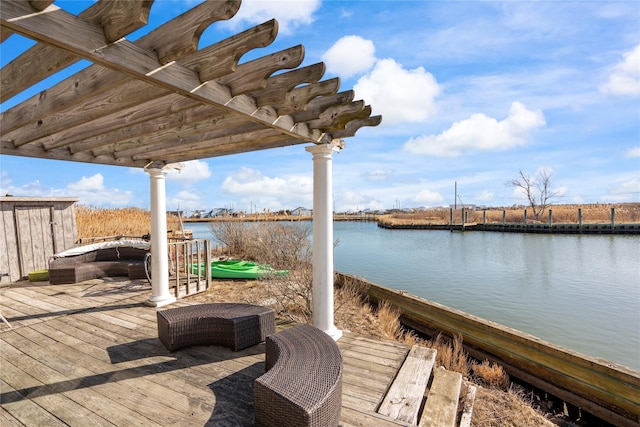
190, 210, 207, 218
449, 204, 477, 211
204, 208, 234, 218
291, 207, 312, 216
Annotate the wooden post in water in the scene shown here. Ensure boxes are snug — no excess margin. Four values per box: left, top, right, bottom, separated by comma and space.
611, 207, 615, 231
578, 208, 583, 232
523, 209, 527, 226
483, 209, 486, 226
502, 210, 506, 227
548, 209, 553, 230
461, 207, 465, 231
449, 207, 453, 230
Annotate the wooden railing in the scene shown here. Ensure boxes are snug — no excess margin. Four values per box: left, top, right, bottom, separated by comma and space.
167, 238, 211, 298
336, 273, 640, 427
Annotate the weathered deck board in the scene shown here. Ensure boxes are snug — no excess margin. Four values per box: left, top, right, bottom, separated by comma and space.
1, 278, 410, 426
378, 345, 437, 424
459, 382, 477, 427
419, 367, 463, 427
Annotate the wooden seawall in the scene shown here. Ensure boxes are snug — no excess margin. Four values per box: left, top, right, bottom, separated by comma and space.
336, 273, 640, 427
378, 222, 640, 235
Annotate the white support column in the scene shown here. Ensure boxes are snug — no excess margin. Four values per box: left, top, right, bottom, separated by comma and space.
306, 142, 342, 341
144, 166, 176, 307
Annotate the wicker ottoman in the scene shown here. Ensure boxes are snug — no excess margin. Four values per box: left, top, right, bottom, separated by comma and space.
157, 303, 275, 352
255, 324, 343, 427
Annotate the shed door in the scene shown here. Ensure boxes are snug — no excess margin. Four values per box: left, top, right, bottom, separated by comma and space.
15, 206, 55, 278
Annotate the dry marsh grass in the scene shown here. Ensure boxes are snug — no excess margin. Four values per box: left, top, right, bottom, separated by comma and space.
472, 386, 556, 427
472, 360, 510, 390
76, 206, 181, 240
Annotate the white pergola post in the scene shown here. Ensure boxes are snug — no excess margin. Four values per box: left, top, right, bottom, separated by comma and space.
144, 166, 176, 307
306, 142, 342, 341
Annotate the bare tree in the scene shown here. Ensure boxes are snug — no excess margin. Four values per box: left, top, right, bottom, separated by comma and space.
506, 170, 559, 220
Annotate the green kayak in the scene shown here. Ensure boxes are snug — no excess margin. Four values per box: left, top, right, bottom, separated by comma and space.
191, 260, 289, 279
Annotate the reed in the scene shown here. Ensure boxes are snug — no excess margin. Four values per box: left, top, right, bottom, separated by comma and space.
471, 360, 509, 390
75, 205, 181, 240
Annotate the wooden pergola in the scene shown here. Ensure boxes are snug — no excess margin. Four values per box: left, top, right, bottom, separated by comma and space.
1, 0, 381, 339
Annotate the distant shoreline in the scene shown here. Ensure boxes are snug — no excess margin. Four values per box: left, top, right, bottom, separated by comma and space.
182, 203, 640, 235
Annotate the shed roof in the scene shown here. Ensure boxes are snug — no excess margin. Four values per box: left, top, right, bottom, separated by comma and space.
1, 0, 381, 169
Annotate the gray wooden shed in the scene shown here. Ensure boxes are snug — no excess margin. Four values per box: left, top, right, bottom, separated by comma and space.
0, 197, 78, 283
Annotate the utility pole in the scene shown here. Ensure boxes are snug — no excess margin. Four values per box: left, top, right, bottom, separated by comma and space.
454, 181, 457, 210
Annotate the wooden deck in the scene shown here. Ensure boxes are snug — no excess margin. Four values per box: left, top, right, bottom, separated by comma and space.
0, 278, 412, 426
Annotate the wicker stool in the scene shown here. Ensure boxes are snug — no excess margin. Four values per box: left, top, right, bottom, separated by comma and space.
157, 303, 275, 352
255, 324, 343, 427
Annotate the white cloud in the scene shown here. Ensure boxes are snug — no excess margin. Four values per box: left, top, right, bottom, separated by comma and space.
555, 185, 568, 198
600, 44, 640, 96
603, 178, 640, 202
1, 172, 134, 207
354, 58, 440, 125
626, 147, 640, 158
221, 167, 312, 210
474, 190, 494, 202
322, 35, 376, 78
222, 0, 320, 35
166, 160, 211, 185
338, 190, 384, 212
168, 189, 203, 212
404, 102, 546, 157
68, 174, 104, 192
414, 189, 445, 206
365, 169, 393, 182
66, 174, 133, 206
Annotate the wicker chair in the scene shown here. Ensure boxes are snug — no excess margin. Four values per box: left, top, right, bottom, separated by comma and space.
156, 303, 275, 352
254, 324, 343, 427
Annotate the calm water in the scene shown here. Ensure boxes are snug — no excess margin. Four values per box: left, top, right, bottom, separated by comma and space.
189, 221, 640, 370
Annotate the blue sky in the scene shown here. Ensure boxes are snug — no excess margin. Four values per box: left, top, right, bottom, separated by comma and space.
1, 0, 639, 214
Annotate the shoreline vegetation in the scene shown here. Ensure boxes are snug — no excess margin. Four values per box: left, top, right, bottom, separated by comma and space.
74, 204, 632, 426
182, 202, 640, 226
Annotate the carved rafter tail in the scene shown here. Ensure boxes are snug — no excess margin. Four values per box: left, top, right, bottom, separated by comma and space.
151, 0, 241, 64
217, 45, 305, 96
331, 115, 383, 139
251, 63, 326, 107
323, 105, 372, 132
303, 100, 364, 129
291, 90, 355, 123
184, 19, 279, 82
276, 78, 341, 116
82, 0, 154, 43
29, 1, 55, 12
